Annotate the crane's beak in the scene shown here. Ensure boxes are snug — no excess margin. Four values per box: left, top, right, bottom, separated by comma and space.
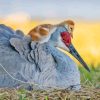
60, 31, 90, 72
68, 44, 90, 72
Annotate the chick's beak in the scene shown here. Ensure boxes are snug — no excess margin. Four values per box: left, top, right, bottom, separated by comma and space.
70, 32, 73, 38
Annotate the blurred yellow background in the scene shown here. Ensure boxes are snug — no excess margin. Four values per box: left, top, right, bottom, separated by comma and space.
0, 18, 100, 66
0, 0, 100, 67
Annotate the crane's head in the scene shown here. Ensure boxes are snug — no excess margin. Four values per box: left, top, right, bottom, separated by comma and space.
49, 20, 90, 72
59, 20, 74, 38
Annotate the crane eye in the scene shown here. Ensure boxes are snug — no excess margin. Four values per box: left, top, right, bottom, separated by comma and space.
69, 25, 74, 32
70, 27, 73, 31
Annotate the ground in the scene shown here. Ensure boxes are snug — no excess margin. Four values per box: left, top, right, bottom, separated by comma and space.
0, 66, 100, 100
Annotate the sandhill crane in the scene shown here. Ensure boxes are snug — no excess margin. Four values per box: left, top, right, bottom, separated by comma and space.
0, 20, 90, 90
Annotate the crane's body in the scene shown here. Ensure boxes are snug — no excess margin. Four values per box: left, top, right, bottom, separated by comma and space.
0, 21, 89, 90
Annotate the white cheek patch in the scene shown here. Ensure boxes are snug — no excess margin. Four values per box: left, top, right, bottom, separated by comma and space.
56, 36, 70, 52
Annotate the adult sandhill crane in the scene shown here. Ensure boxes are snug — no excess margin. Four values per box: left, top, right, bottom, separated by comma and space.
0, 20, 90, 90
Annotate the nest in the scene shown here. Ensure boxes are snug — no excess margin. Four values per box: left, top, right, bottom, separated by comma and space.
0, 85, 100, 100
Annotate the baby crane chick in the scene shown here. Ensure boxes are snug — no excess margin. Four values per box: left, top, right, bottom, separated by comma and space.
28, 24, 53, 41
28, 20, 75, 43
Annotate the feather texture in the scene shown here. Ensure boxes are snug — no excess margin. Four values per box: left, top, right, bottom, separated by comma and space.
0, 24, 80, 90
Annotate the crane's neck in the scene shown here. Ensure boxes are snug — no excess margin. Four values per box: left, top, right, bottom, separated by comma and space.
46, 41, 67, 64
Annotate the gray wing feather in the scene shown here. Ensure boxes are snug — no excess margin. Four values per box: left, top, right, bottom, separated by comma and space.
0, 24, 36, 87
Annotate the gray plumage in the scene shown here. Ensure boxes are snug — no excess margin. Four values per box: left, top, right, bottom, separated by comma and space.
0, 24, 81, 90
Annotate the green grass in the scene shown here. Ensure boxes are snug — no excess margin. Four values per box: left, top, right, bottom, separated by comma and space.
79, 65, 100, 88
0, 66, 100, 100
